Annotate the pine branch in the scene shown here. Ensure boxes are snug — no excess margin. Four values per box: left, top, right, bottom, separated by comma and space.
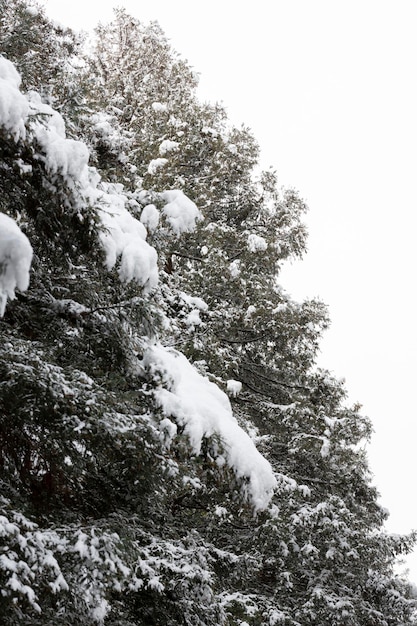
170, 250, 205, 262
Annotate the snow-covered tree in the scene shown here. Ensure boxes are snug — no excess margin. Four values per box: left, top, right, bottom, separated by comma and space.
0, 3, 416, 625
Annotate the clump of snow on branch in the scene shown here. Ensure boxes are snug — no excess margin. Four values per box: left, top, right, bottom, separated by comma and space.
143, 344, 277, 510
179, 291, 208, 330
247, 233, 268, 252
0, 214, 33, 317
30, 92, 90, 187
159, 139, 179, 155
0, 56, 29, 140
30, 96, 158, 290
151, 102, 167, 113
161, 190, 202, 235
140, 204, 160, 231
227, 379, 242, 397
95, 183, 158, 291
147, 157, 168, 175
229, 259, 241, 278
180, 291, 208, 311
0, 57, 169, 292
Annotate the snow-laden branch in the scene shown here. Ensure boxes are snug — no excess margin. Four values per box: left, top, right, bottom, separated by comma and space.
0, 213, 33, 317
143, 343, 277, 511
0, 56, 203, 296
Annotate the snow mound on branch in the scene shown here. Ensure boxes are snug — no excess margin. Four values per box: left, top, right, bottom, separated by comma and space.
161, 190, 202, 235
147, 158, 168, 175
143, 344, 277, 510
30, 98, 158, 290
0, 56, 29, 140
227, 380, 242, 397
159, 139, 179, 155
140, 204, 160, 231
30, 97, 157, 289
0, 58, 158, 293
151, 102, 167, 112
29, 92, 90, 188
97, 184, 158, 291
0, 59, 201, 294
0, 214, 33, 317
247, 233, 268, 252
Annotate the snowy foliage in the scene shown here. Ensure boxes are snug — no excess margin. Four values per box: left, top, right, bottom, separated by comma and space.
0, 4, 416, 625
0, 213, 33, 316
95, 183, 159, 291
143, 343, 277, 510
161, 190, 202, 235
0, 57, 29, 140
0, 54, 199, 295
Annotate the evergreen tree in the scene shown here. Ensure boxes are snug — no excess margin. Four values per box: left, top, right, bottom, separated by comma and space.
0, 3, 416, 625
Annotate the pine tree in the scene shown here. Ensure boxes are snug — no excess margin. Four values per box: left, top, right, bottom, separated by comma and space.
0, 3, 416, 625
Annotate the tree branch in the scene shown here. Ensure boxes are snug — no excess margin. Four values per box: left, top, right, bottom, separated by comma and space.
169, 250, 205, 262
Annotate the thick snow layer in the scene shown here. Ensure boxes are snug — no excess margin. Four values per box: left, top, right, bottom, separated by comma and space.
140, 204, 160, 231
29, 92, 90, 187
147, 158, 168, 175
0, 57, 29, 140
0, 213, 33, 316
151, 102, 167, 113
227, 379, 242, 397
31, 100, 158, 290
97, 185, 158, 291
247, 233, 268, 252
161, 190, 202, 235
143, 344, 277, 510
159, 139, 179, 155
0, 59, 159, 293
0, 59, 200, 295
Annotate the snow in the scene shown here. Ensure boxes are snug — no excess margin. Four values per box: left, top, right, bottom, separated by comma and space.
159, 417, 178, 446
245, 305, 256, 320
147, 157, 168, 175
0, 57, 29, 140
201, 126, 218, 138
0, 213, 33, 317
97, 185, 158, 291
91, 598, 110, 622
185, 309, 202, 327
0, 59, 160, 293
180, 291, 208, 328
151, 102, 167, 112
159, 139, 179, 155
247, 233, 268, 252
140, 204, 160, 231
214, 506, 228, 517
227, 380, 242, 397
229, 259, 241, 278
161, 190, 202, 235
320, 436, 330, 458
180, 292, 208, 311
143, 343, 277, 510
28, 92, 90, 187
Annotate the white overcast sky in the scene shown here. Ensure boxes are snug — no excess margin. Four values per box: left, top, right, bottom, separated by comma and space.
42, 0, 417, 578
